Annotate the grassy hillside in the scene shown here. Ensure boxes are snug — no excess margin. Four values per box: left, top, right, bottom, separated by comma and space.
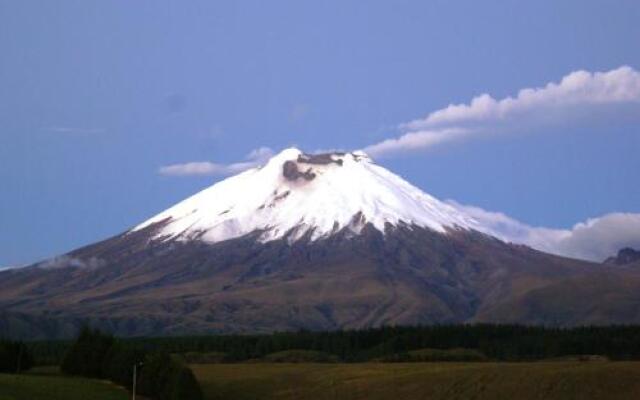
192, 361, 640, 400
0, 368, 128, 400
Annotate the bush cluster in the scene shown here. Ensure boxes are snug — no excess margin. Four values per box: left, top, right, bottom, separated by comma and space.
138, 352, 203, 400
61, 327, 202, 400
0, 339, 33, 373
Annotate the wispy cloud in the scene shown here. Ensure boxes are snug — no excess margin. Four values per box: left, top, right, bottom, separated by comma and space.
159, 147, 274, 177
449, 201, 640, 262
362, 128, 469, 159
46, 126, 106, 135
363, 66, 640, 158
36, 255, 106, 270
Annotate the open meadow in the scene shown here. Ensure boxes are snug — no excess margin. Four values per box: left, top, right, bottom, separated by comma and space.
0, 368, 128, 400
3, 361, 640, 399
192, 361, 640, 400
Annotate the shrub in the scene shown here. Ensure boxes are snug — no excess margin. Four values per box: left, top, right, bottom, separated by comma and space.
138, 351, 203, 400
169, 366, 203, 400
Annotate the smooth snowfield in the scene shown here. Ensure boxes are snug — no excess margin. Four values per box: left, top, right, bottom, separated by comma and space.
133, 148, 480, 243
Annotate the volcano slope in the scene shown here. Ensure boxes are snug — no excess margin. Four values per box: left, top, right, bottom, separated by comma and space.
1, 149, 639, 339
3, 223, 639, 340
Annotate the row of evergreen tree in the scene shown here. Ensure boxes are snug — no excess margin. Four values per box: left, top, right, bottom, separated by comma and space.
0, 339, 33, 373
125, 324, 640, 362
60, 327, 203, 400
26, 324, 640, 365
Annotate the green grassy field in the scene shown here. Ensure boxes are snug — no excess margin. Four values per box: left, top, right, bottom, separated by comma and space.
192, 361, 640, 400
0, 368, 128, 400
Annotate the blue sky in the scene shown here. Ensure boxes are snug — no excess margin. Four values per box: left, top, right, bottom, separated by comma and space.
1, 1, 639, 266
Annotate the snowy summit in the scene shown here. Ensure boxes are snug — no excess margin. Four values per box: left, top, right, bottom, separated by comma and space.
133, 148, 481, 243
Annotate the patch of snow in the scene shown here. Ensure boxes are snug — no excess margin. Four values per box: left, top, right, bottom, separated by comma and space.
133, 148, 483, 244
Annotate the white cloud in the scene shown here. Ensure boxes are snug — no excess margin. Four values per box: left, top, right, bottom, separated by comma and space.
449, 201, 640, 262
159, 147, 274, 177
33, 255, 106, 270
363, 128, 469, 158
364, 66, 640, 158
551, 213, 640, 262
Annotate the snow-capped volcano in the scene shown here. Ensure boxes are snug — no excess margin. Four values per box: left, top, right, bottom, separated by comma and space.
134, 148, 479, 244
3, 147, 636, 340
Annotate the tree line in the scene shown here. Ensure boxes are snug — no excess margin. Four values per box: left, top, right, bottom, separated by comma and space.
25, 324, 640, 364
